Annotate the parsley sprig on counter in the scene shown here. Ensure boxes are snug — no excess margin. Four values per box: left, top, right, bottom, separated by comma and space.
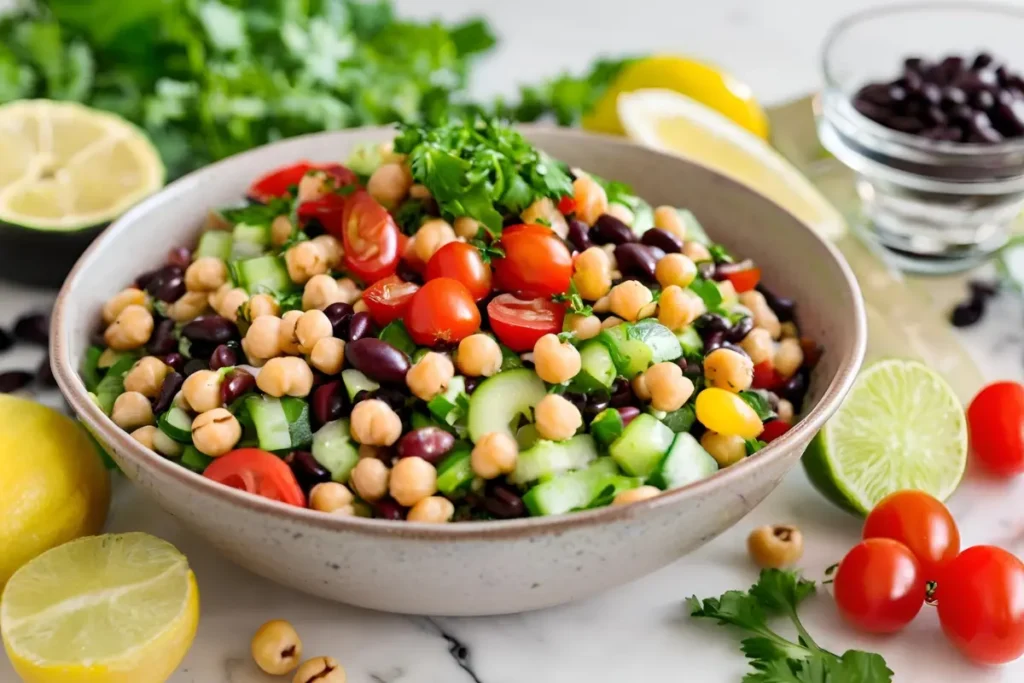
689, 570, 893, 682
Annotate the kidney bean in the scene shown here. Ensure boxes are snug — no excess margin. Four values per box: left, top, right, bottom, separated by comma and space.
703, 330, 726, 354
183, 358, 207, 377
566, 218, 592, 252
483, 481, 526, 519
311, 380, 346, 427
756, 285, 796, 322
162, 353, 185, 372
396, 427, 455, 464
352, 390, 372, 405
323, 302, 354, 338
36, 356, 56, 387
167, 246, 192, 269
719, 342, 749, 359
182, 315, 237, 344
346, 311, 376, 342
614, 243, 657, 281
0, 327, 11, 353
0, 370, 32, 393
13, 312, 49, 345
147, 318, 177, 355
640, 227, 683, 254
152, 372, 184, 414
144, 265, 186, 303
589, 214, 635, 245
345, 338, 409, 384
375, 498, 406, 520
373, 387, 407, 412
220, 369, 256, 405
584, 396, 610, 421
616, 406, 640, 427
135, 268, 158, 290
208, 344, 239, 370
563, 392, 588, 416
285, 451, 332, 493
608, 378, 635, 408
726, 316, 754, 343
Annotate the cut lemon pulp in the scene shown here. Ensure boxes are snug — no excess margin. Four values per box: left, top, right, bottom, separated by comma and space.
0, 100, 163, 231
617, 89, 846, 241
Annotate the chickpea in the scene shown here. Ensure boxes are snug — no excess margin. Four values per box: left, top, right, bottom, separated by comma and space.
739, 290, 781, 339
521, 197, 568, 238
657, 285, 705, 331
406, 352, 454, 401
777, 399, 795, 423
309, 482, 356, 515
303, 275, 340, 311
747, 524, 804, 569
185, 256, 228, 293
350, 398, 403, 446
564, 313, 601, 341
655, 253, 698, 289
739, 327, 774, 365
408, 496, 455, 523
532, 334, 581, 385
311, 234, 343, 268
774, 338, 804, 379
600, 315, 625, 330
152, 429, 183, 458
242, 315, 281, 360
601, 243, 619, 269
166, 291, 210, 322
104, 304, 153, 350
111, 391, 154, 430
701, 431, 747, 468
645, 362, 695, 412
358, 444, 387, 460
653, 206, 687, 240
572, 247, 613, 301
682, 241, 712, 263
257, 357, 315, 398
389, 456, 438, 506
294, 309, 333, 354
608, 280, 654, 322
271, 215, 294, 247
612, 485, 661, 506
454, 216, 481, 240
292, 656, 345, 683
367, 162, 413, 209
470, 432, 518, 479
592, 295, 611, 313
350, 457, 390, 502
573, 175, 608, 225
637, 301, 658, 320
632, 373, 652, 401
102, 287, 147, 325
413, 219, 456, 263
247, 293, 280, 319
130, 425, 158, 449
534, 393, 583, 441
123, 356, 170, 398
456, 334, 502, 377
309, 337, 345, 375
251, 619, 302, 676
336, 278, 362, 304
409, 183, 432, 201
285, 241, 330, 285
278, 310, 303, 355
182, 369, 223, 413
606, 202, 634, 226
297, 171, 328, 203
704, 347, 754, 393
191, 408, 241, 456
211, 285, 249, 322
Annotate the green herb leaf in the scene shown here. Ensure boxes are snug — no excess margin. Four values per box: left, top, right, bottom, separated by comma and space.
739, 390, 777, 421
379, 320, 416, 357
689, 277, 724, 313
745, 438, 767, 455
552, 281, 593, 317
709, 243, 734, 264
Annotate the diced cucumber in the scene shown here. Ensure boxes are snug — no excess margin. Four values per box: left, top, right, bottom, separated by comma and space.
522, 458, 623, 516
427, 376, 467, 426
95, 353, 138, 415
246, 395, 311, 452
81, 345, 103, 392
436, 443, 474, 496
379, 320, 416, 357
311, 419, 359, 483
231, 223, 269, 259
597, 324, 652, 379
516, 423, 539, 450
631, 198, 654, 235
609, 413, 675, 477
467, 368, 546, 442
677, 325, 703, 361
590, 408, 624, 447
627, 319, 682, 363
587, 475, 644, 508
195, 230, 233, 261
509, 434, 599, 485
677, 208, 711, 245
234, 254, 294, 295
346, 142, 386, 178
578, 340, 616, 388
341, 369, 379, 401
658, 404, 697, 433
180, 446, 214, 473
648, 432, 719, 491
282, 397, 312, 450
158, 407, 194, 443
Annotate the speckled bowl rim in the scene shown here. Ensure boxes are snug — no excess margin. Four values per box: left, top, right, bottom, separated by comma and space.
51, 125, 867, 541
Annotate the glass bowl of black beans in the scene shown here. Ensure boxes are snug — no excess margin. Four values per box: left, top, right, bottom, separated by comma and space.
817, 2, 1024, 274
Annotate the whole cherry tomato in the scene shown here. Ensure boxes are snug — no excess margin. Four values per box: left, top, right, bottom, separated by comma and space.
362, 275, 420, 326
487, 294, 565, 352
719, 260, 761, 293
333, 190, 400, 283
967, 381, 1024, 476
204, 449, 306, 507
248, 162, 357, 203
833, 538, 926, 634
405, 277, 481, 346
759, 420, 791, 443
937, 546, 1024, 665
863, 490, 960, 581
425, 242, 492, 301
493, 224, 572, 298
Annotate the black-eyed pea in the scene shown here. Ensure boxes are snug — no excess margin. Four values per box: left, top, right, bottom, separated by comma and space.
521, 197, 568, 238
184, 256, 228, 292
349, 399, 403, 446
389, 456, 437, 506
600, 315, 624, 329
534, 394, 583, 441
309, 482, 356, 515
748, 524, 804, 569
653, 205, 687, 241
251, 619, 303, 675
367, 162, 413, 209
271, 215, 294, 247
655, 253, 698, 289
470, 432, 517, 479
774, 338, 804, 379
292, 656, 345, 683
564, 313, 601, 340
130, 425, 159, 449
104, 304, 154, 350
350, 457, 390, 502
701, 431, 747, 468
682, 241, 712, 263
285, 241, 330, 285
406, 352, 454, 401
608, 280, 654, 322
454, 216, 481, 240
112, 391, 154, 430
257, 357, 314, 398
572, 175, 608, 225
777, 399, 795, 423
645, 362, 695, 412
245, 315, 283, 360
166, 291, 210, 322
182, 369, 223, 412
532, 334, 581, 384
657, 285, 705, 331
632, 373, 652, 401
413, 219, 456, 263
704, 347, 754, 392
740, 327, 774, 365
102, 287, 147, 325
612, 485, 661, 506
279, 310, 303, 355
295, 309, 333, 354
123, 356, 171, 398
309, 337, 345, 375
191, 408, 241, 457
311, 235, 343, 268
247, 293, 280, 319
407, 496, 455, 523
456, 334, 502, 377
297, 171, 329, 203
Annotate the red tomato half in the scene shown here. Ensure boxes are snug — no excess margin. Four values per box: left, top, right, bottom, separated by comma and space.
967, 381, 1024, 477
248, 162, 358, 203
204, 448, 307, 507
760, 420, 791, 443
863, 490, 960, 581
487, 294, 565, 352
405, 278, 481, 346
425, 242, 492, 301
937, 546, 1024, 665
335, 190, 400, 284
493, 224, 572, 298
720, 260, 761, 293
362, 275, 419, 326
752, 360, 783, 390
833, 538, 926, 634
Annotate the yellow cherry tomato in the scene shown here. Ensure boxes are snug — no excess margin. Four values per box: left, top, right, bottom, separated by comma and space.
695, 387, 764, 439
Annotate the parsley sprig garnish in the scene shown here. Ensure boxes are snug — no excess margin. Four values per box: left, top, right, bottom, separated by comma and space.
552, 282, 593, 317
689, 570, 893, 682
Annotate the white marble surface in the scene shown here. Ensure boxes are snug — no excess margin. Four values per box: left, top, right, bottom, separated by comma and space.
5, 0, 1024, 681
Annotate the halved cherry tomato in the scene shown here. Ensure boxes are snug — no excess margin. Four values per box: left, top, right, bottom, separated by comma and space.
752, 360, 783, 390
362, 275, 420, 326
334, 190, 400, 284
204, 448, 306, 507
297, 191, 345, 226
493, 224, 572, 298
487, 294, 565, 352
405, 278, 481, 346
863, 490, 960, 581
425, 242, 492, 301
719, 260, 761, 293
967, 381, 1024, 477
557, 195, 577, 215
248, 162, 358, 203
759, 420, 791, 443
833, 538, 926, 634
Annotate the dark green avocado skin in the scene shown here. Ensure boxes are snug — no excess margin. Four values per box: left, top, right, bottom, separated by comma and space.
0, 223, 104, 288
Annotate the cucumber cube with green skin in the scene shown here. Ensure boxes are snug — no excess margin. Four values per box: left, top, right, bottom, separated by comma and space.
341, 369, 379, 402
311, 419, 359, 483
597, 324, 652, 379
467, 368, 547, 443
590, 408, 624, 447
234, 254, 294, 296
245, 395, 311, 452
576, 340, 616, 389
158, 407, 194, 443
609, 413, 675, 477
509, 434, 600, 485
436, 443, 474, 496
627, 319, 682, 363
180, 446, 214, 473
648, 432, 719, 490
195, 230, 233, 261
427, 376, 468, 426
676, 325, 703, 361
523, 458, 636, 516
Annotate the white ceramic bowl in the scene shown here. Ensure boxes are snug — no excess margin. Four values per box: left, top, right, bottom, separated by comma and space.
52, 126, 866, 616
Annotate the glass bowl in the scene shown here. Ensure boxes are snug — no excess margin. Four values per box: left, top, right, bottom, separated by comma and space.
817, 2, 1024, 273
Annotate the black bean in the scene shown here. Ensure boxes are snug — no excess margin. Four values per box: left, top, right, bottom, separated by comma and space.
145, 265, 186, 303
925, 106, 948, 127
608, 378, 635, 408
0, 327, 12, 353
345, 338, 409, 384
726, 316, 754, 343
563, 392, 588, 416
904, 57, 926, 73
346, 311, 375, 342
973, 53, 994, 71
703, 330, 726, 354
162, 353, 185, 372
583, 396, 610, 421
353, 390, 372, 404
396, 427, 455, 464
756, 285, 796, 322
183, 359, 207, 377
853, 98, 891, 124
589, 214, 635, 245
942, 86, 967, 108
994, 101, 1024, 136
181, 315, 236, 344
220, 369, 256, 405
0, 370, 32, 393
285, 451, 332, 493
152, 372, 184, 414
566, 218, 592, 252
694, 313, 731, 334
147, 318, 177, 355
395, 259, 423, 285
36, 355, 56, 387
972, 90, 996, 111
858, 82, 892, 106
640, 227, 683, 254
614, 243, 658, 281
950, 300, 984, 327
888, 116, 925, 133
167, 247, 192, 269
463, 376, 480, 394
311, 380, 346, 428
922, 83, 942, 106
903, 69, 923, 93
135, 268, 158, 290
483, 482, 526, 519
375, 498, 406, 520
777, 371, 808, 410
969, 279, 999, 300
208, 344, 238, 371
646, 245, 666, 263
373, 387, 407, 412
323, 302, 354, 339
14, 312, 49, 345
888, 85, 908, 105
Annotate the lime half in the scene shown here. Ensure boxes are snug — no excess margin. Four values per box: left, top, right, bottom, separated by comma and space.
803, 359, 967, 515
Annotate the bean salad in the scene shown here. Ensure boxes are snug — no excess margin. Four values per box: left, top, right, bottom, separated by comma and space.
83, 119, 818, 522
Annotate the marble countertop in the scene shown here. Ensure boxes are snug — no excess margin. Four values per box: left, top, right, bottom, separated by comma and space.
5, 1, 1024, 680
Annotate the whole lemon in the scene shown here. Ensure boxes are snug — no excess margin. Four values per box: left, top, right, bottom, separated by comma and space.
0, 395, 110, 587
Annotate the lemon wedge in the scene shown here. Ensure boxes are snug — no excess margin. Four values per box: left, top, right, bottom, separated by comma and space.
618, 89, 846, 240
